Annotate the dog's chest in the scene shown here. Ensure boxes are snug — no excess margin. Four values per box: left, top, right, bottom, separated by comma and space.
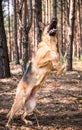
34, 65, 51, 86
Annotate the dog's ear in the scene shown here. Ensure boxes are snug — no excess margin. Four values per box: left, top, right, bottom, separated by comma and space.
39, 22, 45, 31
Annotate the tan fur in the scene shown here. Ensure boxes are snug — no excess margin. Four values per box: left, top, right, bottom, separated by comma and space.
6, 22, 65, 127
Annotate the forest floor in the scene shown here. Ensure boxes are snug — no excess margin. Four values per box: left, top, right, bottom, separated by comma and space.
0, 62, 82, 130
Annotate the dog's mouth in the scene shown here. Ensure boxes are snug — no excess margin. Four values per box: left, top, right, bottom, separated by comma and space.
48, 18, 57, 36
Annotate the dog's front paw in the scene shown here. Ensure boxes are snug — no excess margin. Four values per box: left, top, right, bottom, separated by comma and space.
5, 122, 11, 128
26, 120, 33, 125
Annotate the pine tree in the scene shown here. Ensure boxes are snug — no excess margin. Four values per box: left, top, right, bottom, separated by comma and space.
0, 0, 10, 78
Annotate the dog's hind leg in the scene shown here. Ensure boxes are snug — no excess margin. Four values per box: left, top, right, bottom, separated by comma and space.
6, 96, 24, 127
21, 107, 33, 125
21, 97, 36, 125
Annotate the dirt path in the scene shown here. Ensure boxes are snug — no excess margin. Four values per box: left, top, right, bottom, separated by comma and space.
0, 63, 82, 130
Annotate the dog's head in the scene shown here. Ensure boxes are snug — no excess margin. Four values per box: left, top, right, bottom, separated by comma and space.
40, 18, 58, 42
47, 18, 57, 36
40, 18, 59, 54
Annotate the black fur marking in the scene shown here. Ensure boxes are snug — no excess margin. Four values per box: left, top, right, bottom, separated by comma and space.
22, 62, 32, 83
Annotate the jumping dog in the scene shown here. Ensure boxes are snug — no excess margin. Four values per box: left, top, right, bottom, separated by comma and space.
6, 18, 65, 126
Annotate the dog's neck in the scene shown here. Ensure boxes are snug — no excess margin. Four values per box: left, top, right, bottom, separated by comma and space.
42, 33, 57, 43
42, 34, 57, 51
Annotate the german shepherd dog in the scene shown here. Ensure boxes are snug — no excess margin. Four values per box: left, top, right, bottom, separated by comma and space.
6, 18, 65, 126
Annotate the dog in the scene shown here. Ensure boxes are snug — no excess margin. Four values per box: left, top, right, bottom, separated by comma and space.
6, 18, 65, 127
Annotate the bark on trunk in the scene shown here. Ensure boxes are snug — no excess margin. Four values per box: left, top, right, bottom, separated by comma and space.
66, 0, 75, 70
60, 0, 64, 56
53, 0, 57, 18
34, 0, 42, 52
22, 0, 32, 74
13, 0, 19, 64
8, 0, 11, 61
17, 0, 32, 74
0, 1, 10, 78
76, 0, 81, 59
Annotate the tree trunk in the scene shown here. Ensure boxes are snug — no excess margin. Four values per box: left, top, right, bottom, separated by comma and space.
48, 0, 50, 22
0, 0, 10, 78
13, 0, 19, 64
18, 28, 22, 59
8, 0, 11, 61
53, 0, 57, 18
60, 0, 64, 56
21, 0, 32, 74
16, 0, 23, 60
80, 0, 82, 49
34, 0, 42, 52
45, 0, 48, 23
62, 0, 68, 56
42, 0, 46, 24
76, 0, 81, 59
50, 0, 52, 21
66, 0, 75, 70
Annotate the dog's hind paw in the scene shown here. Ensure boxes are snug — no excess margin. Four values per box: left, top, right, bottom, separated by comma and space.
22, 118, 33, 125
26, 120, 33, 125
5, 123, 11, 128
